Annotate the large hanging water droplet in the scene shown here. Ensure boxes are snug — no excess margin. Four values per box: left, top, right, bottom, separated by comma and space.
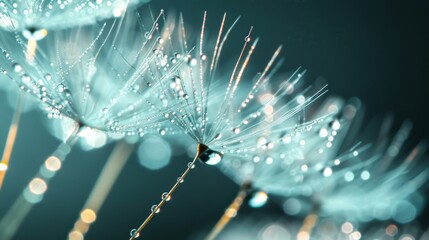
199, 148, 223, 165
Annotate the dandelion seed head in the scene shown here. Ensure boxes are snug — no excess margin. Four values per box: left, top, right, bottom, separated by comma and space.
218, 97, 348, 198
155, 13, 328, 169
0, 0, 149, 32
206, 215, 422, 240
301, 116, 429, 223
0, 9, 184, 136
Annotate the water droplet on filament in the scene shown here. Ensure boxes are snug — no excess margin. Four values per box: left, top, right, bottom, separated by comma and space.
151, 205, 160, 213
199, 148, 223, 165
161, 192, 171, 201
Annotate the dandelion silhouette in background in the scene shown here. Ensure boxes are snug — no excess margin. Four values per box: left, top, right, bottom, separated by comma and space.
205, 97, 358, 239
0, 0, 149, 190
129, 12, 328, 239
200, 214, 428, 240
0, 9, 182, 239
67, 140, 136, 240
206, 96, 429, 239
308, 119, 429, 222
0, 0, 150, 32
276, 111, 429, 239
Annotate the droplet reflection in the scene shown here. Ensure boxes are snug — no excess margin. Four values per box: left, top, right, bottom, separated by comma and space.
199, 148, 223, 165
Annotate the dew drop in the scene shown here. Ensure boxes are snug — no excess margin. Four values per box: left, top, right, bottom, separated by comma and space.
214, 133, 222, 140
56, 84, 65, 93
323, 167, 333, 177
63, 89, 72, 99
199, 149, 223, 165
13, 63, 22, 73
159, 129, 166, 135
187, 162, 195, 169
131, 84, 140, 93
44, 74, 52, 81
144, 32, 152, 39
253, 155, 260, 163
130, 229, 140, 238
232, 128, 240, 134
84, 84, 91, 92
151, 205, 160, 213
177, 177, 184, 183
161, 192, 171, 201
244, 36, 251, 42
330, 119, 341, 130
187, 58, 197, 67
21, 74, 30, 83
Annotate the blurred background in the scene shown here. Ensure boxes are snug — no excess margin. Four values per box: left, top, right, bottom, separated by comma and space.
0, 0, 428, 239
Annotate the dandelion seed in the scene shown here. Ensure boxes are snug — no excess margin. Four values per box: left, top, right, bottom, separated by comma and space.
129, 11, 328, 239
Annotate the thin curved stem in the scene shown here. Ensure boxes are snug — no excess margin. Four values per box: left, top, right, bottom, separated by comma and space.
0, 93, 24, 189
68, 141, 135, 240
26, 39, 38, 64
0, 37, 39, 190
129, 143, 208, 240
297, 211, 319, 240
205, 181, 251, 240
0, 126, 80, 240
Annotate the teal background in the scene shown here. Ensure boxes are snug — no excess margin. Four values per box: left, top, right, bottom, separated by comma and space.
0, 0, 428, 239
